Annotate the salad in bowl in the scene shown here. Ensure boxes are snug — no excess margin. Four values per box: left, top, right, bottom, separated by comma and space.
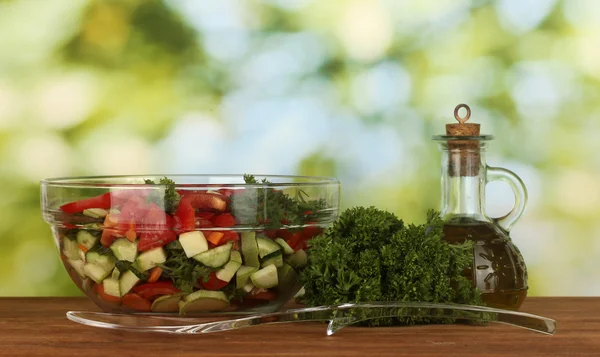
41, 175, 339, 315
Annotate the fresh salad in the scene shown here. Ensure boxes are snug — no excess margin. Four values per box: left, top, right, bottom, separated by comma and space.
56, 175, 327, 314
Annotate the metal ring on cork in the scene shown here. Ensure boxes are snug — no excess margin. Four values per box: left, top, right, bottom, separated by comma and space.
454, 104, 471, 124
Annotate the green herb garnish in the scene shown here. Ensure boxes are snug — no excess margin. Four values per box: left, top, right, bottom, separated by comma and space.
158, 246, 215, 293
233, 174, 328, 230
144, 177, 180, 214
300, 207, 482, 326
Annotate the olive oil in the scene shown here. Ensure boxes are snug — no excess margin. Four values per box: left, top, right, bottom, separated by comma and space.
443, 218, 528, 310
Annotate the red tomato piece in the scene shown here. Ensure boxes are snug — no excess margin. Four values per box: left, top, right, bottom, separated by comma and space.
246, 290, 277, 301
122, 293, 152, 312
198, 272, 229, 290
220, 231, 239, 244
196, 218, 213, 228
59, 192, 111, 214
174, 198, 195, 232
132, 281, 180, 300
212, 213, 236, 228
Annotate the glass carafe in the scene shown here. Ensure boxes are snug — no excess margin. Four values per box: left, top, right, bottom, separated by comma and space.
433, 106, 528, 310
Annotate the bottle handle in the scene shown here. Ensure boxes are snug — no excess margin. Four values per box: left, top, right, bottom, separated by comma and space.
485, 166, 528, 232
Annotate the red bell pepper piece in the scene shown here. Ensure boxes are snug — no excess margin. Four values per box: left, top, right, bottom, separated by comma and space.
220, 231, 239, 244
138, 230, 177, 251
211, 213, 236, 228
132, 281, 180, 300
180, 192, 227, 212
122, 293, 152, 312
59, 192, 111, 214
198, 272, 229, 290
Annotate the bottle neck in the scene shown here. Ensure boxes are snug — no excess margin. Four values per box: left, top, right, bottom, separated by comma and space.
440, 148, 487, 221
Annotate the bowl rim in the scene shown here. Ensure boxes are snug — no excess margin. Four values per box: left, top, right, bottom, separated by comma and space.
41, 174, 340, 188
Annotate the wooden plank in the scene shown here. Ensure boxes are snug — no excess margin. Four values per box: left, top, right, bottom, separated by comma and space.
0, 297, 598, 356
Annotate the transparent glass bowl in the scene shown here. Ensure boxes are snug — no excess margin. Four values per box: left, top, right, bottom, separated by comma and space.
41, 175, 340, 315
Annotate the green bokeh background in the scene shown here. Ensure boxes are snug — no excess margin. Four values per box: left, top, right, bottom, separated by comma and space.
0, 0, 598, 296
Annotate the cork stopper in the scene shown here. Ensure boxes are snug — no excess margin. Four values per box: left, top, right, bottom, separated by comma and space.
446, 104, 481, 177
446, 104, 480, 136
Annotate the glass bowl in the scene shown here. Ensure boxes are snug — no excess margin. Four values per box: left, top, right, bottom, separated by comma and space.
41, 174, 340, 315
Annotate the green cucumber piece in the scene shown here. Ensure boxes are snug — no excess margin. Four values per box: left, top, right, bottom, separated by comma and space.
83, 263, 111, 284
151, 293, 183, 313
83, 208, 108, 218
67, 259, 86, 278
274, 238, 294, 255
179, 231, 208, 258
215, 253, 242, 283
236, 265, 259, 289
111, 267, 121, 280
110, 238, 138, 262
285, 249, 308, 269
276, 263, 298, 292
119, 270, 140, 295
193, 243, 232, 268
250, 264, 278, 289
63, 238, 81, 260
243, 282, 255, 293
85, 251, 116, 272
102, 278, 120, 297
76, 231, 98, 250
241, 232, 260, 268
230, 251, 242, 264
136, 247, 167, 272
261, 254, 283, 268
256, 237, 282, 258
179, 290, 230, 315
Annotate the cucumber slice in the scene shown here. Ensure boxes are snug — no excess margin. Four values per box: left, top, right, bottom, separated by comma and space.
250, 264, 278, 289
241, 232, 260, 268
119, 270, 140, 295
103, 278, 120, 297
179, 290, 230, 315
83, 263, 111, 284
179, 231, 208, 258
276, 263, 298, 292
85, 252, 116, 272
236, 265, 258, 289
274, 238, 294, 255
67, 259, 86, 278
111, 267, 121, 280
83, 208, 108, 218
76, 231, 98, 250
151, 293, 183, 313
261, 254, 283, 268
230, 251, 242, 264
243, 282, 255, 293
285, 249, 308, 269
193, 243, 232, 268
136, 247, 167, 272
63, 238, 81, 260
256, 237, 282, 258
110, 238, 138, 262
215, 252, 242, 283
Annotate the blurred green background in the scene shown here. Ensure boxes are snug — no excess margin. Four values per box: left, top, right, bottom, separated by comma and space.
0, 0, 598, 296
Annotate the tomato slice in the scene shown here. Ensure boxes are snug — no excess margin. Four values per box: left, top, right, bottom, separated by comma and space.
59, 192, 111, 214
132, 281, 180, 300
94, 283, 122, 304
220, 231, 239, 244
212, 213, 236, 228
196, 211, 215, 220
122, 293, 152, 312
198, 272, 229, 290
174, 198, 195, 232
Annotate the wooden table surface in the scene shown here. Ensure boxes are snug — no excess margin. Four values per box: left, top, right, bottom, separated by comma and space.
0, 297, 598, 356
